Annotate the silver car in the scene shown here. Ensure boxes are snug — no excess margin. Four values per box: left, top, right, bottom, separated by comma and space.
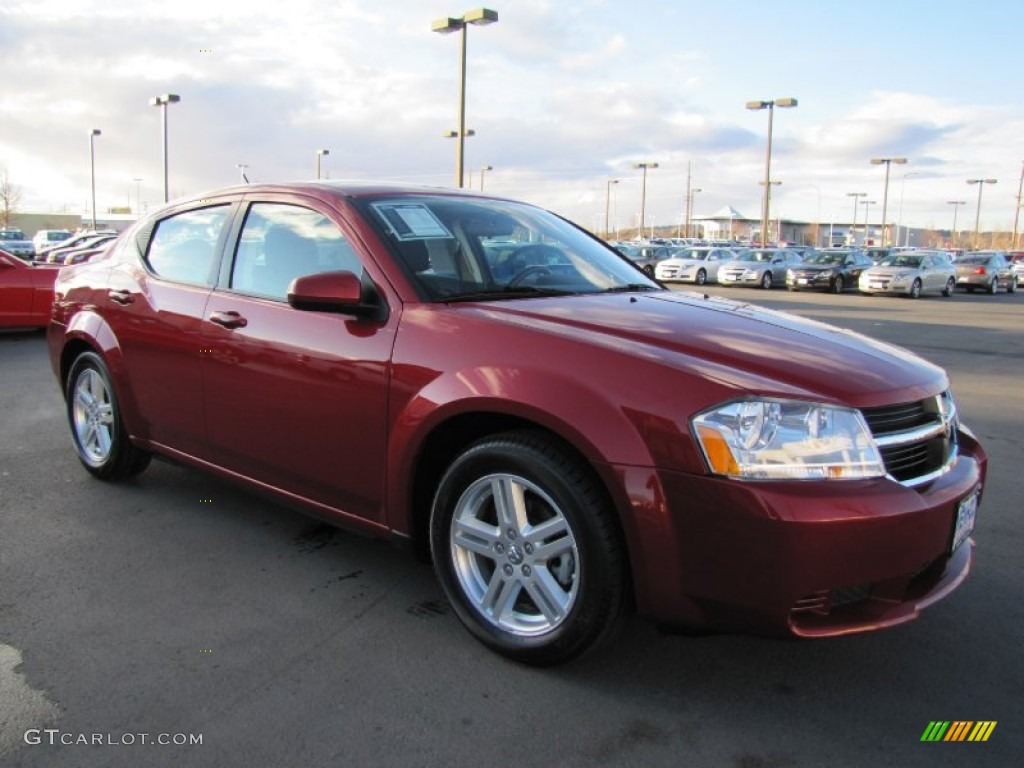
717, 248, 802, 289
654, 246, 735, 284
859, 251, 956, 298
954, 251, 1017, 294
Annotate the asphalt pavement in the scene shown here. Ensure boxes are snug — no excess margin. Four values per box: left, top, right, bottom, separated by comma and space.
1, 286, 1021, 767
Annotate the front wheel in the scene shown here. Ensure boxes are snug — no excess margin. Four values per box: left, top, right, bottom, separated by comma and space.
942, 277, 955, 297
830, 275, 844, 294
1009, 279, 1018, 294
66, 352, 151, 480
909, 279, 922, 299
987, 278, 998, 295
430, 431, 627, 666
760, 271, 773, 289
695, 269, 707, 286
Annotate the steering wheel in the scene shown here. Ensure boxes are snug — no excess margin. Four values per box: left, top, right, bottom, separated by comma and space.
506, 265, 552, 288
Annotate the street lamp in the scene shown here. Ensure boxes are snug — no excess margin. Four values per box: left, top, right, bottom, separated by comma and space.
870, 157, 907, 245
432, 8, 499, 189
806, 184, 821, 247
860, 200, 876, 245
479, 164, 493, 190
633, 162, 659, 240
686, 188, 702, 239
88, 129, 101, 230
947, 200, 966, 248
316, 149, 330, 180
846, 192, 867, 245
895, 171, 921, 247
746, 97, 798, 246
604, 179, 619, 238
966, 178, 997, 249
149, 93, 180, 203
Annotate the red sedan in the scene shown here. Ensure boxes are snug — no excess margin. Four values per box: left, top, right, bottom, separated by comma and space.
0, 248, 60, 328
47, 183, 987, 665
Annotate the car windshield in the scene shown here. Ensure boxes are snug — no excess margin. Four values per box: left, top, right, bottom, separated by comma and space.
803, 252, 845, 265
957, 256, 989, 265
355, 195, 661, 301
880, 255, 922, 268
0, 230, 27, 240
675, 249, 711, 261
736, 250, 774, 263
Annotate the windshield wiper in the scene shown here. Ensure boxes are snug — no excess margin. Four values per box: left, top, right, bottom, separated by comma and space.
600, 283, 662, 293
441, 286, 580, 303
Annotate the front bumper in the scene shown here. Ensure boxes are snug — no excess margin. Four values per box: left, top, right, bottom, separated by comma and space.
611, 428, 986, 637
787, 272, 835, 290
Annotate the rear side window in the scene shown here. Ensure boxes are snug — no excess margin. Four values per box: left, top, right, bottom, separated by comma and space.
230, 203, 359, 301
146, 206, 229, 285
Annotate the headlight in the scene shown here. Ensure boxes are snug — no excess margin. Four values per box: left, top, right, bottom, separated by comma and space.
693, 399, 885, 480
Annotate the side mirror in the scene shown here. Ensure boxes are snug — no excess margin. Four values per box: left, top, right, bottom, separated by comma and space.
287, 270, 380, 318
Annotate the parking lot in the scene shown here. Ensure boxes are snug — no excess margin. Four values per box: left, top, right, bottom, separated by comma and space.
1, 285, 1021, 768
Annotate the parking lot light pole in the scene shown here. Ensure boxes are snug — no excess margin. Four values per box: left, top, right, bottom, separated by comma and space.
149, 94, 180, 204
860, 200, 876, 245
746, 97, 797, 245
89, 129, 101, 230
846, 192, 866, 245
316, 149, 330, 180
432, 8, 499, 189
870, 157, 907, 245
967, 178, 997, 250
1012, 161, 1024, 250
132, 177, 142, 216
479, 164, 493, 190
604, 179, 619, 239
946, 200, 966, 248
686, 188, 702, 239
633, 162, 659, 240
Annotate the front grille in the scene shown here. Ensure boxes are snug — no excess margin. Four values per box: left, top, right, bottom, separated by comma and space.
861, 394, 957, 487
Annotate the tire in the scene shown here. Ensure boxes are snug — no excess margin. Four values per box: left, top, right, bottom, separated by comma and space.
695, 269, 707, 286
760, 271, 773, 289
643, 264, 655, 277
942, 277, 955, 297
66, 352, 151, 480
909, 279, 922, 299
830, 276, 844, 294
1009, 279, 1018, 294
987, 278, 998, 295
430, 430, 627, 666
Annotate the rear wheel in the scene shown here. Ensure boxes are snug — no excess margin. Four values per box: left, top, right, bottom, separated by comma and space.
942, 277, 955, 297
1009, 279, 1018, 294
430, 431, 627, 666
66, 352, 151, 480
987, 278, 998, 295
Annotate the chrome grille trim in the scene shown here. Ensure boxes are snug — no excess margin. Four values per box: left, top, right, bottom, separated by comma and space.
862, 393, 958, 488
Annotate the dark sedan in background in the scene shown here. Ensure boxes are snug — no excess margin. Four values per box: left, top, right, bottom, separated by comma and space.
786, 249, 873, 293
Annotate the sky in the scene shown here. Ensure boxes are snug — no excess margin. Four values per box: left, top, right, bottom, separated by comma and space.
2, 0, 1023, 236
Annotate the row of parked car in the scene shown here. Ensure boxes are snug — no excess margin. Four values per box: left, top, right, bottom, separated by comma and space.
0, 227, 120, 265
614, 241, 1023, 298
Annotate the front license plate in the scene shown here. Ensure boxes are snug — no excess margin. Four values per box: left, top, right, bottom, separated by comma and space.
951, 488, 980, 553
798, 278, 808, 285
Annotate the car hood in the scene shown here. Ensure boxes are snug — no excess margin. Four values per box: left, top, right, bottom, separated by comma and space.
719, 260, 768, 270
461, 291, 945, 407
660, 258, 708, 268
863, 266, 919, 277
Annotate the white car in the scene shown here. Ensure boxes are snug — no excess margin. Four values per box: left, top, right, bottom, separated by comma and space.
858, 251, 956, 298
654, 246, 735, 284
32, 229, 73, 255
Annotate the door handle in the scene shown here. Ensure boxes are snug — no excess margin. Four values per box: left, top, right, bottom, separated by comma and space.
108, 289, 134, 305
208, 310, 248, 329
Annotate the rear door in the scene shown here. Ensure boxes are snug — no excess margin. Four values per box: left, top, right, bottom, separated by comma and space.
104, 204, 234, 458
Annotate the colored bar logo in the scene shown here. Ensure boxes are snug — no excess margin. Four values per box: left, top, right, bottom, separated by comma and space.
921, 721, 997, 742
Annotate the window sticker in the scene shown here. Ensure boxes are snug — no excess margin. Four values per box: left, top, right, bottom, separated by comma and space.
372, 203, 453, 241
